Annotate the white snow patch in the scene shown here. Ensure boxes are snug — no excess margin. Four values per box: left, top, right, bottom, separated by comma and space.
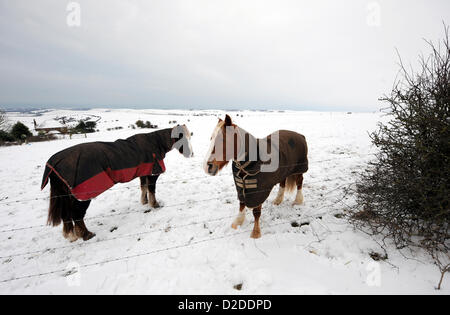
0, 109, 448, 294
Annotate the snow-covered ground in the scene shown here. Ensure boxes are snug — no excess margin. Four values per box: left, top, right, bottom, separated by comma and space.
0, 109, 447, 294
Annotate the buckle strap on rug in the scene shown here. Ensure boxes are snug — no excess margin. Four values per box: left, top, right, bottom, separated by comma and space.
234, 159, 261, 198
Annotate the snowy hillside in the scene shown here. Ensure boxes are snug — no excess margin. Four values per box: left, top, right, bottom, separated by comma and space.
0, 109, 447, 294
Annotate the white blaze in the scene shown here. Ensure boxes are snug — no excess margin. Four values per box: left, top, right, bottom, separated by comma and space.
203, 121, 224, 174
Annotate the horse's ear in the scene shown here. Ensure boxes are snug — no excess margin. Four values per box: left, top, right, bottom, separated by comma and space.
218, 118, 223, 122
225, 114, 232, 126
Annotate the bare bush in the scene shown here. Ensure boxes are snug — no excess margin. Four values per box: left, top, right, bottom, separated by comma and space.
352, 25, 450, 289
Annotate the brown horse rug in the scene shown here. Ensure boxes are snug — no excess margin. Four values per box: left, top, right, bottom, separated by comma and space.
41, 129, 174, 201
232, 130, 308, 208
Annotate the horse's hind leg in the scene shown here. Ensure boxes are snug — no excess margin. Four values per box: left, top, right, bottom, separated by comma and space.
231, 202, 246, 229
273, 180, 286, 205
74, 220, 95, 241
62, 221, 78, 242
147, 175, 160, 208
73, 199, 96, 241
140, 177, 148, 205
250, 205, 262, 239
49, 175, 78, 242
60, 197, 79, 242
293, 174, 304, 205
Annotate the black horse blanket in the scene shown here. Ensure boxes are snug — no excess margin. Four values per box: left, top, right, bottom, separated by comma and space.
232, 130, 308, 208
41, 129, 174, 201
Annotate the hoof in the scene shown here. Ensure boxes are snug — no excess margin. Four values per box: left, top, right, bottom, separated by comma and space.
63, 231, 79, 243
250, 230, 261, 239
83, 232, 96, 241
151, 201, 160, 208
273, 199, 283, 206
141, 198, 148, 205
293, 191, 304, 206
232, 222, 241, 230
231, 217, 245, 230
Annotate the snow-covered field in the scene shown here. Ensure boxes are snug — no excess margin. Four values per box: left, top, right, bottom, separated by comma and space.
0, 109, 447, 294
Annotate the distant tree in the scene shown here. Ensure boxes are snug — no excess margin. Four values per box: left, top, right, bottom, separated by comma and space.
135, 120, 152, 128
10, 122, 32, 140
85, 121, 97, 131
75, 120, 86, 131
74, 120, 96, 133
0, 130, 14, 142
135, 120, 145, 128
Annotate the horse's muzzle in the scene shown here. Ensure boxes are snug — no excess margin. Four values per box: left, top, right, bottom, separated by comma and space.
206, 163, 219, 176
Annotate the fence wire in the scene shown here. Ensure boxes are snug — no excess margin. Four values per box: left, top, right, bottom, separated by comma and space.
0, 153, 364, 284
0, 175, 350, 234
0, 194, 348, 285
0, 153, 372, 207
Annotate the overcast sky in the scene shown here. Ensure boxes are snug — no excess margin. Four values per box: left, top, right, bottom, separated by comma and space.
0, 0, 449, 111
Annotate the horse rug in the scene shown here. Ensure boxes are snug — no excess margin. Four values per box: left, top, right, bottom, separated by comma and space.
41, 132, 167, 201
232, 130, 308, 208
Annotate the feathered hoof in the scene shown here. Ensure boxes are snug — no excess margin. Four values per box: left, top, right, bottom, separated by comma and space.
63, 231, 79, 243
150, 201, 160, 208
231, 218, 245, 230
293, 191, 304, 206
273, 198, 283, 206
231, 222, 242, 230
141, 197, 148, 205
74, 225, 96, 241
250, 229, 261, 239
82, 231, 96, 241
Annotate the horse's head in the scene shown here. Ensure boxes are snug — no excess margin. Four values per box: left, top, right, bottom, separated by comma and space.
204, 114, 241, 176
171, 124, 194, 158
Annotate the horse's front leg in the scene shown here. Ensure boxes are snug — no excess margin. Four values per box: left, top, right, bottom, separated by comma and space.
231, 202, 246, 229
140, 176, 148, 205
250, 205, 262, 239
148, 175, 160, 208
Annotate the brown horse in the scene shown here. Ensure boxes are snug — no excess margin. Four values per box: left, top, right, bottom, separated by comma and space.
204, 115, 308, 238
41, 125, 193, 242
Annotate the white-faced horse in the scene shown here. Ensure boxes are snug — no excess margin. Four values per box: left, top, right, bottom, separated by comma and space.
204, 115, 308, 238
41, 125, 193, 242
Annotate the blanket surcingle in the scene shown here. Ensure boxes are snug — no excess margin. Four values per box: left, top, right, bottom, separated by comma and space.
41, 129, 174, 201
232, 130, 308, 208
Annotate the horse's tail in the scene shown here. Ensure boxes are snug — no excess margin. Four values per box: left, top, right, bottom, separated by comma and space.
285, 175, 297, 193
47, 173, 71, 226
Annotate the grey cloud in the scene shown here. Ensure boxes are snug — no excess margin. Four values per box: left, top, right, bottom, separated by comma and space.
0, 0, 449, 111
